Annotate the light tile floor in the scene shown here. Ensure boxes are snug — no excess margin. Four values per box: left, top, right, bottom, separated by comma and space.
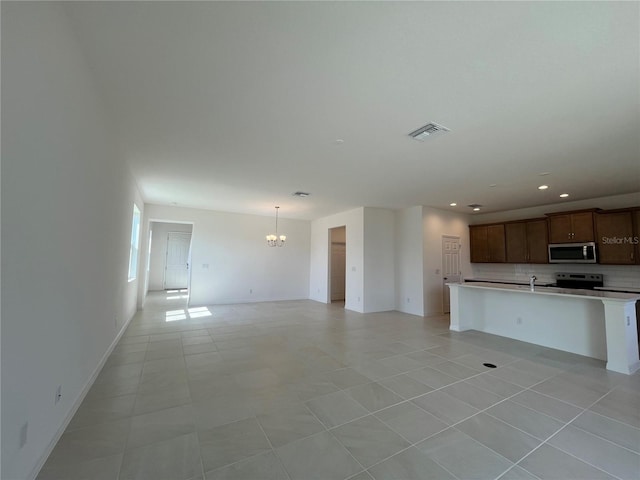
38, 291, 640, 480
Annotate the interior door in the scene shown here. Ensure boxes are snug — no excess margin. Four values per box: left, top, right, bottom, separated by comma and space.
164, 232, 191, 289
331, 242, 346, 301
442, 235, 461, 313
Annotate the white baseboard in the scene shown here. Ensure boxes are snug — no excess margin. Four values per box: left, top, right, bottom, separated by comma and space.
28, 310, 137, 480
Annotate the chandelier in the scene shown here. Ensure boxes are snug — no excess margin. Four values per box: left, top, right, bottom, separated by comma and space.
266, 206, 286, 247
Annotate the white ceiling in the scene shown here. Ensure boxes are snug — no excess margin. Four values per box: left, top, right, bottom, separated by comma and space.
63, 1, 639, 220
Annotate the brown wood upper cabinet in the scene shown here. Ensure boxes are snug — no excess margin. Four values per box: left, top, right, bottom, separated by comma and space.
635, 209, 640, 265
548, 211, 595, 243
505, 220, 548, 263
596, 211, 635, 264
470, 224, 506, 263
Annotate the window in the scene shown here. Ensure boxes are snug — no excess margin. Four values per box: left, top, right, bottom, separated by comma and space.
128, 204, 141, 281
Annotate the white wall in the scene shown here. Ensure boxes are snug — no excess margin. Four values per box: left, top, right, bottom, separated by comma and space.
423, 207, 472, 316
311, 205, 475, 316
363, 208, 396, 313
2, 3, 143, 479
310, 208, 364, 311
148, 222, 193, 291
395, 206, 425, 316
142, 205, 310, 306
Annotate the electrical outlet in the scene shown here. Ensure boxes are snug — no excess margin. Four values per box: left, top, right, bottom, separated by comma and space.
202, 263, 209, 269
20, 422, 28, 448
406, 297, 410, 303
55, 385, 62, 404
249, 289, 253, 294
627, 316, 631, 327
357, 296, 361, 302
516, 317, 523, 325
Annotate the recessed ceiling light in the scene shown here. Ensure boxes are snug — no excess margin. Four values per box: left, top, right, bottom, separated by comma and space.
538, 185, 549, 190
292, 191, 310, 197
450, 203, 457, 207
473, 207, 481, 212
335, 139, 344, 144
489, 184, 497, 188
539, 172, 551, 176
560, 193, 569, 198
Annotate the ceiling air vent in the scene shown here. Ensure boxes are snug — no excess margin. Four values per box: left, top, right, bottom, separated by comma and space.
292, 191, 310, 197
408, 122, 450, 141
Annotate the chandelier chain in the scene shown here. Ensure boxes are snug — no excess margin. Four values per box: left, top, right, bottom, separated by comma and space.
266, 206, 286, 247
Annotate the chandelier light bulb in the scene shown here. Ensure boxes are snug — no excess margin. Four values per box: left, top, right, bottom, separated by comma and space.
267, 206, 286, 247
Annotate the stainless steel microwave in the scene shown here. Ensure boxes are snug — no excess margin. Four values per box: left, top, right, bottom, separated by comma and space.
548, 242, 597, 264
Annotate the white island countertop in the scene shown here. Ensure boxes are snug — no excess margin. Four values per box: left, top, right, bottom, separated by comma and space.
454, 281, 640, 302
594, 286, 640, 294
448, 282, 640, 375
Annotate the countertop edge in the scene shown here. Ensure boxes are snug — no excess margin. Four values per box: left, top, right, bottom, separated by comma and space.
449, 282, 640, 302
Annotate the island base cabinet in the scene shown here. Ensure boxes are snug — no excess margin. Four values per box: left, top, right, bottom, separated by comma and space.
602, 299, 640, 375
448, 284, 640, 375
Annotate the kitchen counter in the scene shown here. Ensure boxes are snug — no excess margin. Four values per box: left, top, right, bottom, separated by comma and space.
464, 278, 556, 287
459, 281, 640, 302
594, 286, 640, 294
465, 278, 640, 295
448, 282, 640, 375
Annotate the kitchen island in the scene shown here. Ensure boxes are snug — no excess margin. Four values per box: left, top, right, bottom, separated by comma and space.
448, 282, 640, 374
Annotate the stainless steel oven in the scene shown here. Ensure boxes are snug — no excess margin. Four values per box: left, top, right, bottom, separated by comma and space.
548, 242, 597, 263
554, 272, 603, 289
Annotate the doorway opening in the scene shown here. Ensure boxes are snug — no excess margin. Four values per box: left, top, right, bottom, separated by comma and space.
147, 222, 193, 297
442, 235, 461, 314
165, 232, 192, 290
329, 226, 346, 305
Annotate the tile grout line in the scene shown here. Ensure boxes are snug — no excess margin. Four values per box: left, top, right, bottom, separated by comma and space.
324, 365, 552, 479
253, 415, 293, 480
296, 397, 373, 476
57, 294, 637, 480
509, 387, 629, 480
176, 351, 206, 480
368, 408, 461, 479
372, 369, 572, 479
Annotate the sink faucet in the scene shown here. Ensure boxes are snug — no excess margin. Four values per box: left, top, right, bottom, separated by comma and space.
530, 275, 537, 291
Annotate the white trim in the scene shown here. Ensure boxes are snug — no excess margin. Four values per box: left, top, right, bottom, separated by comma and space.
28, 311, 137, 480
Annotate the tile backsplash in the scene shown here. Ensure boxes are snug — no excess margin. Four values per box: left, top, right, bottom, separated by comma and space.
471, 263, 640, 288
